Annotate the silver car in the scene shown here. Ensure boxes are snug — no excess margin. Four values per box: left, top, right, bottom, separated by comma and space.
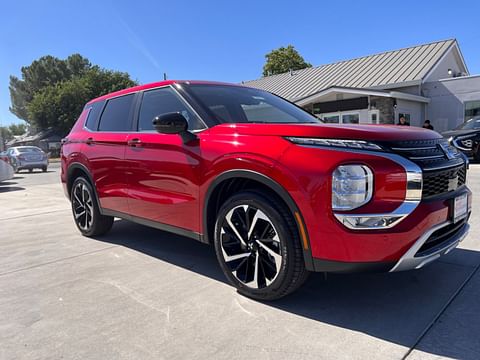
6, 146, 49, 173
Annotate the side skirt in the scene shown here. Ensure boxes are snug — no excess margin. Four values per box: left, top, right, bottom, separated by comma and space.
101, 208, 206, 243
312, 258, 395, 273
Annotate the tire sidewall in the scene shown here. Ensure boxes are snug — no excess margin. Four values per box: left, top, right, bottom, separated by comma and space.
70, 177, 101, 237
213, 192, 296, 299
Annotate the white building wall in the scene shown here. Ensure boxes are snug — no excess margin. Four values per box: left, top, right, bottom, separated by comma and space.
424, 47, 467, 82
395, 99, 424, 127
423, 75, 480, 132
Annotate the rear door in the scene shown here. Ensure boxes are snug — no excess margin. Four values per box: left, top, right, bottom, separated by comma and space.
81, 94, 136, 214
125, 86, 206, 233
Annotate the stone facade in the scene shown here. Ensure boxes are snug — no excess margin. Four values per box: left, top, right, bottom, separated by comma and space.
370, 96, 395, 124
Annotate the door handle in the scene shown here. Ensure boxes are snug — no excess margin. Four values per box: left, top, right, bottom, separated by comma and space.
127, 138, 143, 147
85, 137, 95, 145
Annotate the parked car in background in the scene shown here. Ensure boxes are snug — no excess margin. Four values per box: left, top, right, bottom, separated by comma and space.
444, 116, 480, 161
0, 151, 9, 163
0, 156, 14, 182
62, 80, 471, 300
5, 146, 49, 173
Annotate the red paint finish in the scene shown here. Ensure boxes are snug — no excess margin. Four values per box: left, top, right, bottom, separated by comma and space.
125, 132, 201, 230
61, 80, 471, 268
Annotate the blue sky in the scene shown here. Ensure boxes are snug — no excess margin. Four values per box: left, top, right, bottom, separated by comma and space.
1, 0, 479, 126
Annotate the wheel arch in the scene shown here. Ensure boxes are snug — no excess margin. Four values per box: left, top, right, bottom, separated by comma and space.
66, 163, 102, 211
203, 169, 314, 270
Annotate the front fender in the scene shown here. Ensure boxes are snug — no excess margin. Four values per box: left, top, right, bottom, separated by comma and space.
200, 154, 315, 270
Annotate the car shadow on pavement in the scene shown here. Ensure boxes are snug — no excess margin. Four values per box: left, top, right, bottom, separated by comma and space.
0, 183, 25, 193
0, 181, 17, 186
97, 219, 226, 283
96, 219, 480, 359
16, 170, 55, 174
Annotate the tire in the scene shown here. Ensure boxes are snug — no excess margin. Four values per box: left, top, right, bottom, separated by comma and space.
42, 166, 47, 172
28, 169, 33, 173
71, 176, 113, 237
10, 160, 18, 173
474, 146, 480, 163
214, 191, 309, 301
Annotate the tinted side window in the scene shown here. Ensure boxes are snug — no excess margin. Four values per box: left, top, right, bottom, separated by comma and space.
84, 101, 105, 130
98, 95, 134, 132
138, 88, 204, 131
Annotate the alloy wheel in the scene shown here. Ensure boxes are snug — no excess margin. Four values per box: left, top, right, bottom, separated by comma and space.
219, 205, 283, 289
72, 182, 94, 231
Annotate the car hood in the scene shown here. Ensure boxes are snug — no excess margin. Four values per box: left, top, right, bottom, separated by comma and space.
442, 129, 479, 138
208, 123, 442, 142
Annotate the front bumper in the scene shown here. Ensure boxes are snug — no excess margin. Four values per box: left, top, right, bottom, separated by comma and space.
311, 214, 470, 273
390, 219, 470, 272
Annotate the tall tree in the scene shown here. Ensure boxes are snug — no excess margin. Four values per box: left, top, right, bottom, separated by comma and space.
0, 127, 13, 142
262, 45, 312, 76
9, 54, 137, 134
8, 123, 27, 135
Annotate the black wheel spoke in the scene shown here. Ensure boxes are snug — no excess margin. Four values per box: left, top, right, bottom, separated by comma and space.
72, 182, 94, 231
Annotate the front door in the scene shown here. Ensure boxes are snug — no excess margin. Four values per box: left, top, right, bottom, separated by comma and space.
125, 86, 206, 233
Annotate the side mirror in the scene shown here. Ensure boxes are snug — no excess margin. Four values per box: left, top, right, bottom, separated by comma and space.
153, 112, 197, 143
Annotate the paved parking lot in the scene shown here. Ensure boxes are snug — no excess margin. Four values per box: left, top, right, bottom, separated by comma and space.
1, 163, 479, 360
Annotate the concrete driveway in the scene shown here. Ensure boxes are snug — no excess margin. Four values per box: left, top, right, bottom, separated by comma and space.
1, 163, 479, 359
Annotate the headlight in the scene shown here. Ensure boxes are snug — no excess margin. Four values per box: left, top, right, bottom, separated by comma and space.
285, 137, 382, 151
452, 135, 475, 151
332, 165, 373, 210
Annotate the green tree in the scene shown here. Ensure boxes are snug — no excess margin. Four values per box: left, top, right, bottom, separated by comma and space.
262, 45, 312, 76
9, 54, 137, 135
0, 127, 13, 142
8, 123, 27, 136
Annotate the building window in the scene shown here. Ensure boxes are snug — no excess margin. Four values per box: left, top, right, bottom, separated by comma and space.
465, 100, 480, 120
342, 113, 359, 124
398, 112, 411, 124
369, 110, 379, 124
318, 112, 360, 124
323, 115, 340, 123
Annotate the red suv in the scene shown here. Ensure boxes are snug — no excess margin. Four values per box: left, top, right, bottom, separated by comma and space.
61, 80, 471, 300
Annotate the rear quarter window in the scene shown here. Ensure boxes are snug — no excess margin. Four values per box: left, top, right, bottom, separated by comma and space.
84, 101, 105, 130
98, 94, 135, 132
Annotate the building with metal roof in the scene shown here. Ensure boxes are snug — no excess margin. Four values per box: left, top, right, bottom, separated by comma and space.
244, 39, 480, 131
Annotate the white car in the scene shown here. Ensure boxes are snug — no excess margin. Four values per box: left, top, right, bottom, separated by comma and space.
0, 159, 14, 182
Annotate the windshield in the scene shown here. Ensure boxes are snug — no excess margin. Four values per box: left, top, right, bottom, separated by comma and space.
455, 117, 480, 130
185, 84, 320, 124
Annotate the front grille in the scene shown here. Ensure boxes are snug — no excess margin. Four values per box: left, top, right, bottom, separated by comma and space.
416, 219, 467, 256
422, 165, 466, 198
382, 138, 467, 199
386, 138, 464, 171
